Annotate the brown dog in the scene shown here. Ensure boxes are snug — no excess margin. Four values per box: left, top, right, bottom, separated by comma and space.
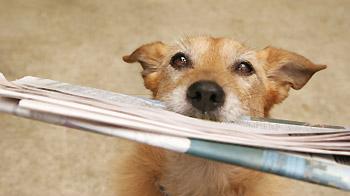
116, 36, 326, 196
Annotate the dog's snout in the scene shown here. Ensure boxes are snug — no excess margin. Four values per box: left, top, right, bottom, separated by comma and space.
186, 80, 225, 112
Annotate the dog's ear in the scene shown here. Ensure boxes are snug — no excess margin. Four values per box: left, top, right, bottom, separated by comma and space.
123, 41, 168, 96
258, 47, 326, 112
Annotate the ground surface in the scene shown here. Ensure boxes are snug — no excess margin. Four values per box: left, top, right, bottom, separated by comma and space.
0, 0, 349, 195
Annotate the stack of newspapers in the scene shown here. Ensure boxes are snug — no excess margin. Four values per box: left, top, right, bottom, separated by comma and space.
0, 72, 349, 191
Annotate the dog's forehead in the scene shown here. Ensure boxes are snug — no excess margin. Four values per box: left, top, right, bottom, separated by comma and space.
175, 36, 248, 61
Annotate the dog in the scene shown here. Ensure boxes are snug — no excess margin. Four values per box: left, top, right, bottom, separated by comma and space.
116, 36, 326, 196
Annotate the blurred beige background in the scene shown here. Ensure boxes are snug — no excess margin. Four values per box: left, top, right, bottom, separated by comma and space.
0, 0, 349, 195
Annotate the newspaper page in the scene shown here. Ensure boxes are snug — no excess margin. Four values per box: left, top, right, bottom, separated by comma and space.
0, 74, 349, 154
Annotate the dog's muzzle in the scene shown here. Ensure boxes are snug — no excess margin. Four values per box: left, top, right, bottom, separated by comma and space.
186, 80, 225, 113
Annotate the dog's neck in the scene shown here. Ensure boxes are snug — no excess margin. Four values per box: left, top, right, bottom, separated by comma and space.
159, 150, 262, 196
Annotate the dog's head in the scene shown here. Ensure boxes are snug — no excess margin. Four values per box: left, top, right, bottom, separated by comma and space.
123, 36, 326, 121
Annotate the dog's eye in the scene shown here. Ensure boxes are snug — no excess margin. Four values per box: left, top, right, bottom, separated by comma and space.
233, 60, 255, 76
170, 52, 191, 70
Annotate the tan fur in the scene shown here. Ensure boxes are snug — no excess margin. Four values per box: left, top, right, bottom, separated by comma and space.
117, 36, 326, 196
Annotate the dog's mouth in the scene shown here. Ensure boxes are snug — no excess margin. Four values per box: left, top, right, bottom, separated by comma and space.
162, 91, 244, 123
166, 104, 243, 122
186, 110, 222, 121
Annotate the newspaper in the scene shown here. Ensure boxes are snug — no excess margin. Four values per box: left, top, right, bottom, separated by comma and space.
0, 73, 349, 191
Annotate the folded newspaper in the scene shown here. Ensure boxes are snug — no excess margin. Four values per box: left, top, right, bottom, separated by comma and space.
0, 72, 349, 191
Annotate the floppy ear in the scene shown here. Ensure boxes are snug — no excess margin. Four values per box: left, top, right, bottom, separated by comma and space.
123, 41, 168, 96
258, 47, 326, 112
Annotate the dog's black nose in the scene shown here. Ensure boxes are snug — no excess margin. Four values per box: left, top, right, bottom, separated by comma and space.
186, 80, 225, 112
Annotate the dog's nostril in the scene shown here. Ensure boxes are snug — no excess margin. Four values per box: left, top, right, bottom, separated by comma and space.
187, 90, 202, 101
210, 94, 217, 103
194, 91, 202, 100
186, 80, 225, 112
